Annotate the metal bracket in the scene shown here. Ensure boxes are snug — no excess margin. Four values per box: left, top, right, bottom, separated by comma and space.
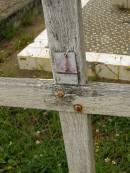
54, 52, 78, 74
53, 52, 78, 84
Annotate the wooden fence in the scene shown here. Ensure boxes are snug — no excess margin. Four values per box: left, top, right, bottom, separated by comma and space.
0, 0, 130, 172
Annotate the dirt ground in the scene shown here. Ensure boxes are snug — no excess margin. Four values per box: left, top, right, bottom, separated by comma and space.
0, 14, 52, 79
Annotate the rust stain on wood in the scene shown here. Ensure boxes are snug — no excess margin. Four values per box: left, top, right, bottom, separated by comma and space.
54, 52, 78, 74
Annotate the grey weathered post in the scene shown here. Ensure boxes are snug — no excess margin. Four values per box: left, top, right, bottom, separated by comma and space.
42, 0, 95, 172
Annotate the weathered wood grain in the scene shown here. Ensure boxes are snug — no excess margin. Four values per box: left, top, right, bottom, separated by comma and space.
41, 1, 92, 172
41, 0, 87, 84
59, 112, 95, 173
1, 78, 130, 117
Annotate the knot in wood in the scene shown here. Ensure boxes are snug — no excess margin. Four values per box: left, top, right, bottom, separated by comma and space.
55, 89, 65, 98
74, 104, 83, 113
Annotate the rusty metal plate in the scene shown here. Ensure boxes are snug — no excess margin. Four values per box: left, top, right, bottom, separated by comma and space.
54, 52, 77, 74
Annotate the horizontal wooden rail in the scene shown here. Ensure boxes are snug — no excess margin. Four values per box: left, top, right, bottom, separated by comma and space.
0, 77, 130, 117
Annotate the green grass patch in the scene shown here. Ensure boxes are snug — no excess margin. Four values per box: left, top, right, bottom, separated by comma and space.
0, 50, 9, 63
0, 7, 42, 41
21, 9, 39, 27
1, 23, 17, 40
21, 11, 34, 27
93, 115, 130, 173
0, 108, 68, 173
1, 107, 130, 172
15, 34, 34, 50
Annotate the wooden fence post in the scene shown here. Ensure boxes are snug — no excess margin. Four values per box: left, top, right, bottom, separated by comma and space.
42, 0, 87, 85
42, 0, 95, 172
60, 112, 95, 173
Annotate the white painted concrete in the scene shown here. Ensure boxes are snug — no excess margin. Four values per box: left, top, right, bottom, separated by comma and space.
17, 28, 130, 81
81, 0, 90, 7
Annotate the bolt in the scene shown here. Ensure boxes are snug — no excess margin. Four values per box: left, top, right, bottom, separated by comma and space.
55, 90, 65, 98
74, 104, 83, 113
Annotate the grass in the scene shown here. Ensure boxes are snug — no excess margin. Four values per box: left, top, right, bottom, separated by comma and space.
21, 9, 39, 27
1, 108, 130, 172
0, 7, 44, 65
1, 23, 17, 40
0, 50, 9, 63
0, 32, 34, 65
93, 115, 130, 173
1, 8, 40, 41
0, 108, 68, 173
14, 34, 34, 50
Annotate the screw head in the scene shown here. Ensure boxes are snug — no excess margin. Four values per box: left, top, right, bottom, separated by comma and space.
74, 104, 83, 112
55, 90, 65, 98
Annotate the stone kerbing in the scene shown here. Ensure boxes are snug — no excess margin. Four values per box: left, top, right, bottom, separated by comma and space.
0, 0, 42, 39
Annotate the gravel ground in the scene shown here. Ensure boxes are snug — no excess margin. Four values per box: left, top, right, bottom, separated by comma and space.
83, 0, 130, 55
0, 0, 130, 55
